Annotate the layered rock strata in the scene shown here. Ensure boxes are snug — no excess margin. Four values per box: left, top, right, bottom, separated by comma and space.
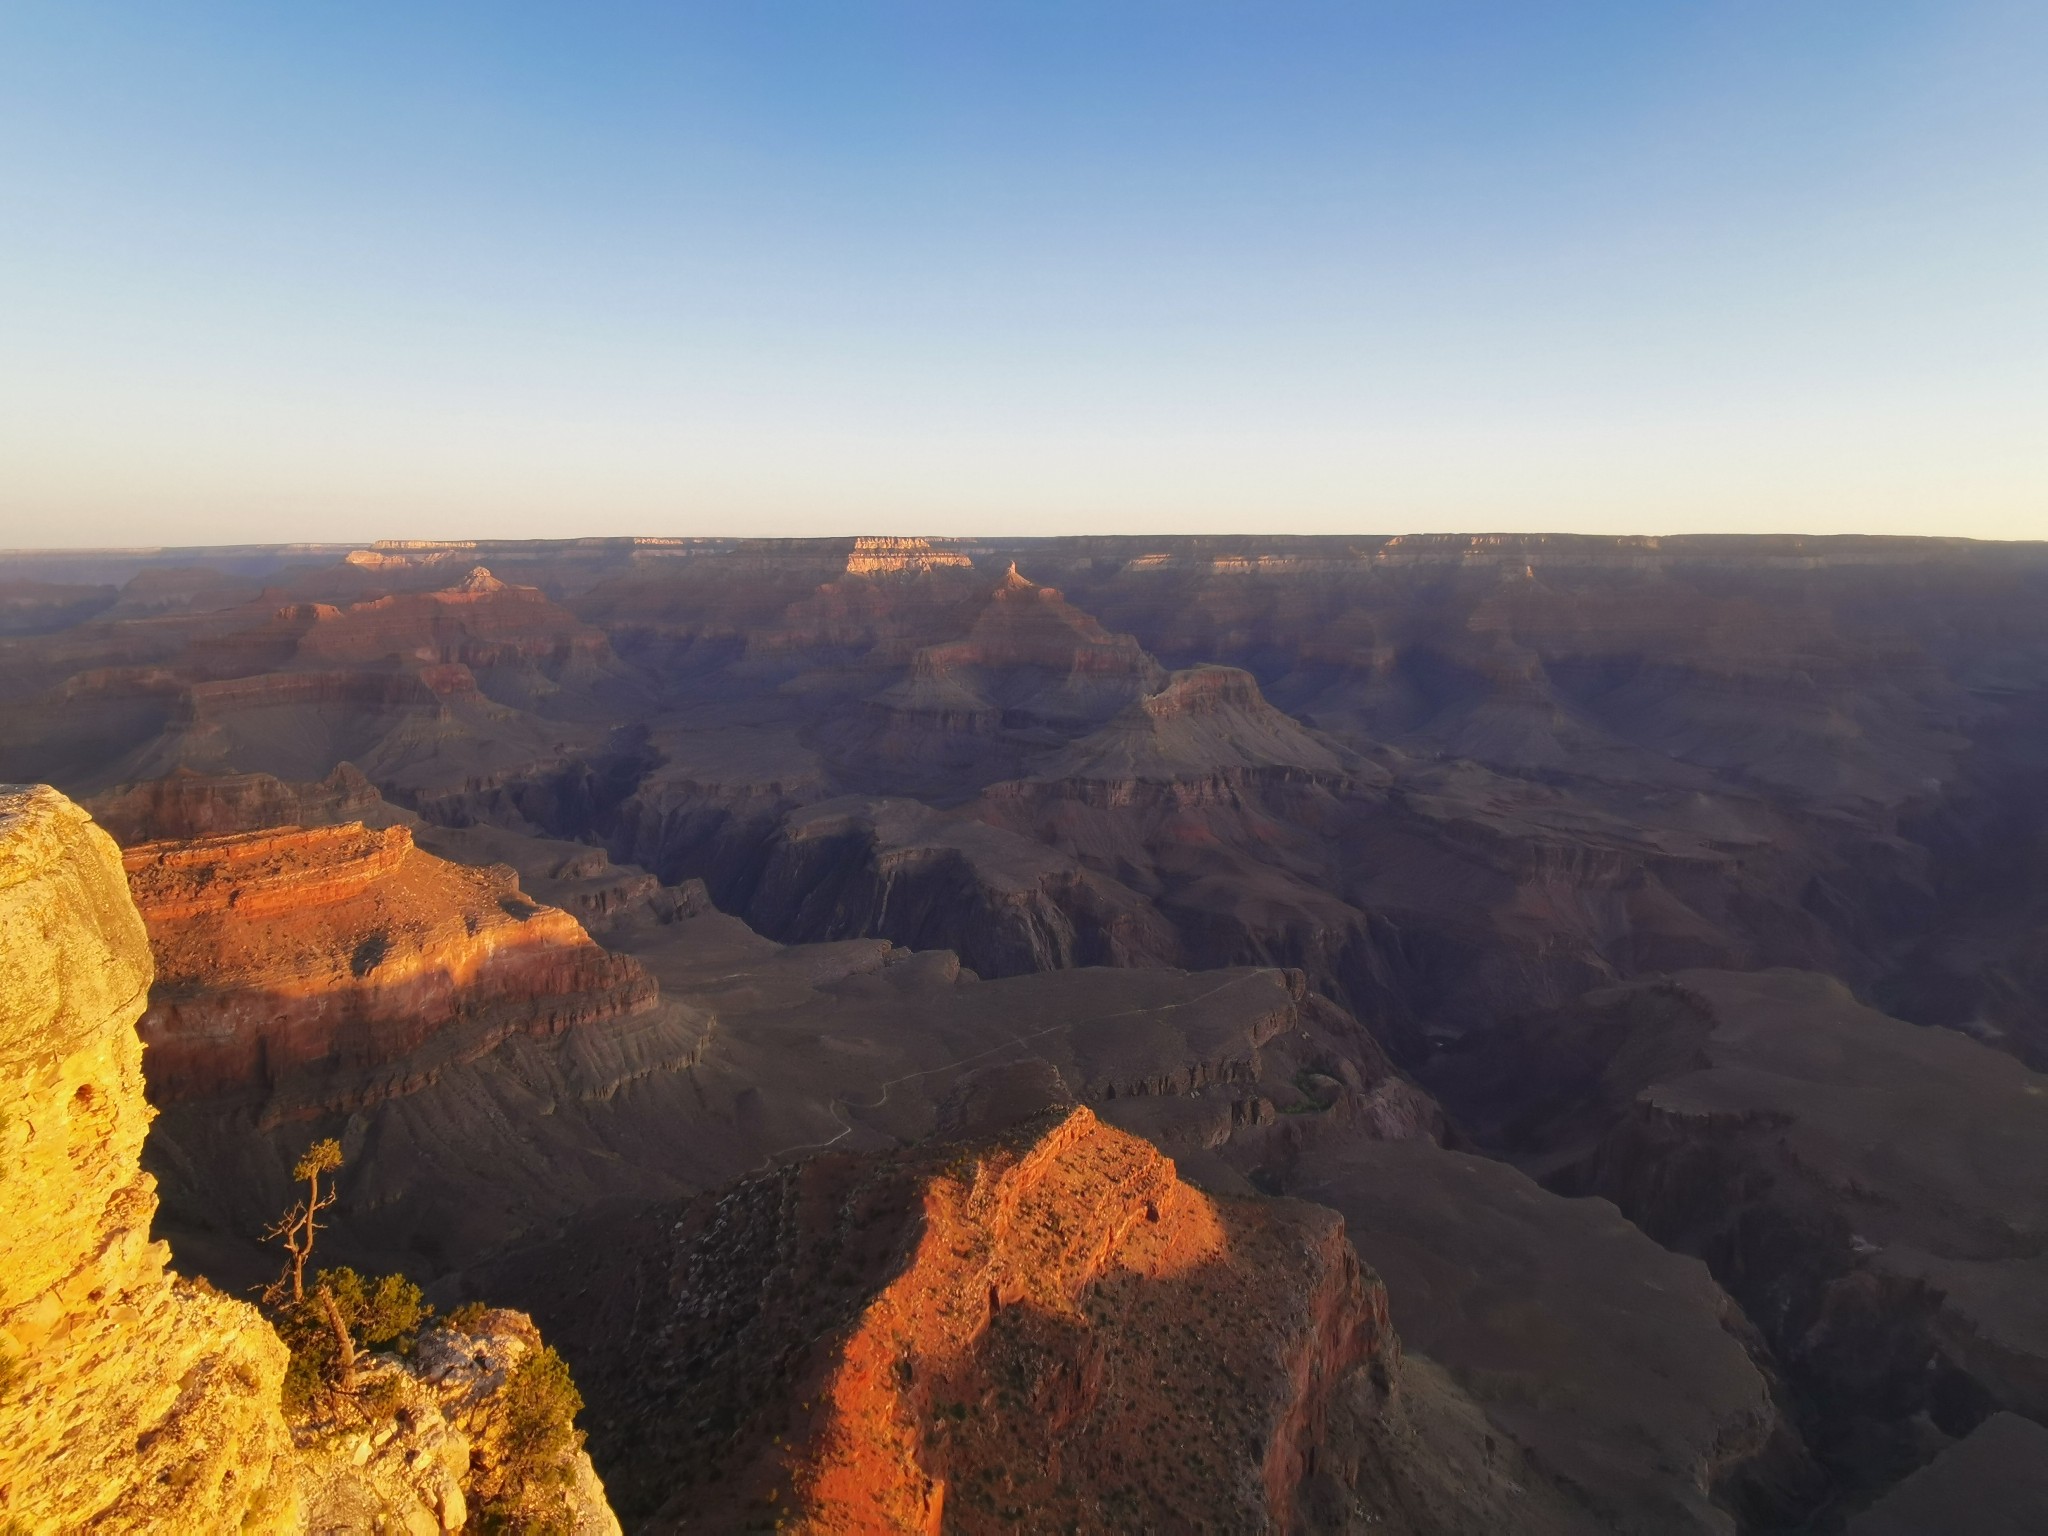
864, 565, 1167, 740
1845, 1412, 2048, 1536
15, 533, 2039, 1068
291, 565, 611, 673
123, 820, 658, 1113
843, 536, 975, 575
1566, 971, 2048, 1449
1028, 662, 1355, 784
142, 845, 1421, 1296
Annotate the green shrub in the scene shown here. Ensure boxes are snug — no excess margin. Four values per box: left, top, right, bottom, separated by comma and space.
476, 1346, 587, 1535
500, 1346, 585, 1479
273, 1267, 428, 1415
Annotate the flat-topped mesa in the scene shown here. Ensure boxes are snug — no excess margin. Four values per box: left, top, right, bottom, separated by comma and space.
0, 785, 299, 1534
123, 821, 659, 1110
1136, 660, 1271, 715
344, 547, 465, 571
550, 1095, 1388, 1531
842, 536, 976, 575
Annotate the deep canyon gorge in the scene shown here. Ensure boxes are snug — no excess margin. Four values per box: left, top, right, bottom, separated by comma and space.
4, 532, 2048, 1533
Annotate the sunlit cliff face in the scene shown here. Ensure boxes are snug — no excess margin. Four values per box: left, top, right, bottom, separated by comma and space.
122, 821, 656, 1112
0, 785, 297, 1535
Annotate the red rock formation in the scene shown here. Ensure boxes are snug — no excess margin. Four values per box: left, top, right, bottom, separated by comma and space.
518, 1098, 1391, 1532
794, 1107, 1378, 1535
122, 821, 657, 1114
293, 567, 611, 671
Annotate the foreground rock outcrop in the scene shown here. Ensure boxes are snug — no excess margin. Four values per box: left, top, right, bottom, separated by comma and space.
0, 784, 619, 1534
0, 784, 298, 1533
289, 1307, 620, 1536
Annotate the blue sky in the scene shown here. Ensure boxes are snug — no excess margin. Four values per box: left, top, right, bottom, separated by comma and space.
1, 1, 2043, 546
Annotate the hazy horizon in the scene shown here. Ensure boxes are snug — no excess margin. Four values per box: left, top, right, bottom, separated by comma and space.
3, 2, 2044, 547
9, 528, 2048, 561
